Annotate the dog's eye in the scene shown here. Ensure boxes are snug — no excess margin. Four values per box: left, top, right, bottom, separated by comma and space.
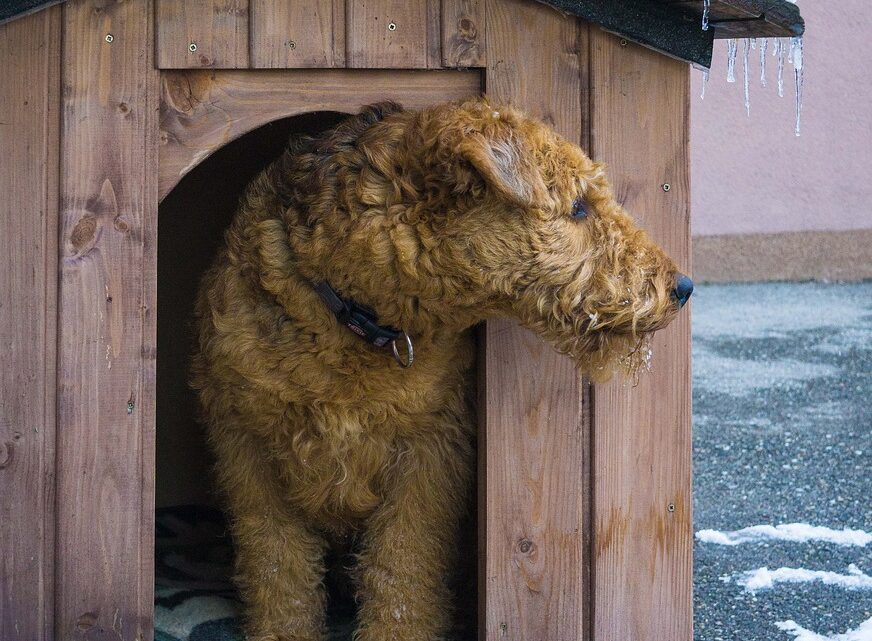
571, 197, 589, 220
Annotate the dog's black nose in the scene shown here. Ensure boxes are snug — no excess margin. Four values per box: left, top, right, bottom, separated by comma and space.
673, 274, 694, 308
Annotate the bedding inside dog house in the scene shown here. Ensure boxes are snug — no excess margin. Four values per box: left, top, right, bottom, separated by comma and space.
0, 1, 803, 640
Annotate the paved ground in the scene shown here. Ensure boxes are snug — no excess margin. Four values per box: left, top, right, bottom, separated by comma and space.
693, 282, 872, 640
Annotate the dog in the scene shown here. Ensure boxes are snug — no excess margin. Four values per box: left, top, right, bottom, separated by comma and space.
191, 98, 692, 641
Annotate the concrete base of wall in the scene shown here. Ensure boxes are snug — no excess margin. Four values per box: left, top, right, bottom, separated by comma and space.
693, 229, 872, 283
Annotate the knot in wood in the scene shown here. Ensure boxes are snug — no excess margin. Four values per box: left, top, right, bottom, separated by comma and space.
458, 18, 477, 40
113, 216, 130, 233
70, 215, 97, 253
75, 612, 98, 631
518, 538, 534, 554
0, 441, 13, 469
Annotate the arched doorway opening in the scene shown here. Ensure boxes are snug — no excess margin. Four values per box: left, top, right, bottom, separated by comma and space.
155, 110, 478, 639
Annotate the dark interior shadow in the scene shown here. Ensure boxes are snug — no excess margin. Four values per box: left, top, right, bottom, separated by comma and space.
157, 111, 348, 508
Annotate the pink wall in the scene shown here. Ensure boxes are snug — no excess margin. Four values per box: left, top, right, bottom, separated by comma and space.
690, 1, 872, 236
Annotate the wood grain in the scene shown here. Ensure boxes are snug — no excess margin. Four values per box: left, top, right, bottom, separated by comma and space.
56, 1, 158, 639
588, 29, 693, 641
332, 0, 347, 67
250, 0, 339, 68
156, 0, 249, 69
159, 68, 481, 200
346, 0, 430, 68
441, 0, 486, 67
481, 2, 586, 639
0, 7, 60, 641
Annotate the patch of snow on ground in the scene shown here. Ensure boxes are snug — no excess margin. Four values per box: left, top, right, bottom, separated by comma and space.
696, 524, 872, 547
776, 616, 872, 641
734, 565, 872, 593
693, 347, 839, 396
815, 327, 872, 355
691, 283, 872, 341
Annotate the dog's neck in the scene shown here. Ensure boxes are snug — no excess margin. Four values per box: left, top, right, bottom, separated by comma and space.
271, 176, 484, 342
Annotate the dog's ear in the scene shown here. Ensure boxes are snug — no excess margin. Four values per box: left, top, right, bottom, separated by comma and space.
456, 127, 549, 209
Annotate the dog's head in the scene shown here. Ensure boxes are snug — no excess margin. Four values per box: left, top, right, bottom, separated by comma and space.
297, 98, 691, 378
412, 98, 689, 377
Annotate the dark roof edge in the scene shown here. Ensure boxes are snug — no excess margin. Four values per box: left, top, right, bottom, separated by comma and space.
537, 0, 715, 67
537, 0, 804, 67
711, 0, 804, 40
0, 0, 63, 26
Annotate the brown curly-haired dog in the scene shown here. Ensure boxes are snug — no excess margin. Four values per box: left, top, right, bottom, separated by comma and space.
191, 98, 691, 641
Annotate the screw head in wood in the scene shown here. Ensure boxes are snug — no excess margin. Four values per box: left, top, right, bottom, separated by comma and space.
388, 21, 397, 31
667, 502, 676, 512
105, 33, 114, 43
620, 38, 628, 47
188, 42, 198, 52
662, 183, 671, 192
286, 40, 296, 49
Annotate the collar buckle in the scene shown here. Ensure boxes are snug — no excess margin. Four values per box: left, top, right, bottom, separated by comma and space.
312, 281, 414, 366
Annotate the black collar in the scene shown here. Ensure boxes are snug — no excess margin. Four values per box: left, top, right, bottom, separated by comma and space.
312, 281, 413, 367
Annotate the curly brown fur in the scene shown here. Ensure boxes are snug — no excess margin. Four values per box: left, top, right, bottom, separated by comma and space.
191, 98, 686, 641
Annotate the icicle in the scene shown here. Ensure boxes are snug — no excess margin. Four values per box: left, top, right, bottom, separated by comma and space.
792, 36, 804, 136
726, 39, 737, 83
701, 68, 709, 99
776, 38, 786, 97
702, 0, 711, 30
759, 38, 768, 86
750, 38, 757, 50
742, 38, 751, 115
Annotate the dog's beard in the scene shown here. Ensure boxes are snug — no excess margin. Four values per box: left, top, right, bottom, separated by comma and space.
519, 307, 654, 383
555, 327, 652, 383
509, 274, 671, 382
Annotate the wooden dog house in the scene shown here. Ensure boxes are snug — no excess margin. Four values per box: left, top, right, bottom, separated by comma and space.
0, 1, 803, 640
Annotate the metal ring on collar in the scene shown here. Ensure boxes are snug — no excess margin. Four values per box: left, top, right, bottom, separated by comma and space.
391, 331, 414, 368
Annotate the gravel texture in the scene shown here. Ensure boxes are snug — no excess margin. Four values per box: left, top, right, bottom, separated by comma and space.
693, 281, 872, 640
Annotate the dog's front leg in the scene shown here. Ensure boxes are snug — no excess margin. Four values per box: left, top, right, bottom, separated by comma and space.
210, 426, 328, 641
355, 433, 473, 641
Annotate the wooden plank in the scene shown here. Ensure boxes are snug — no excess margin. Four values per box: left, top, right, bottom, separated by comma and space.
250, 0, 338, 68
155, 0, 249, 69
426, 0, 442, 68
159, 68, 481, 200
481, 2, 585, 640
332, 0, 346, 67
441, 0, 486, 67
346, 0, 430, 68
588, 29, 693, 641
56, 1, 158, 639
0, 7, 60, 641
